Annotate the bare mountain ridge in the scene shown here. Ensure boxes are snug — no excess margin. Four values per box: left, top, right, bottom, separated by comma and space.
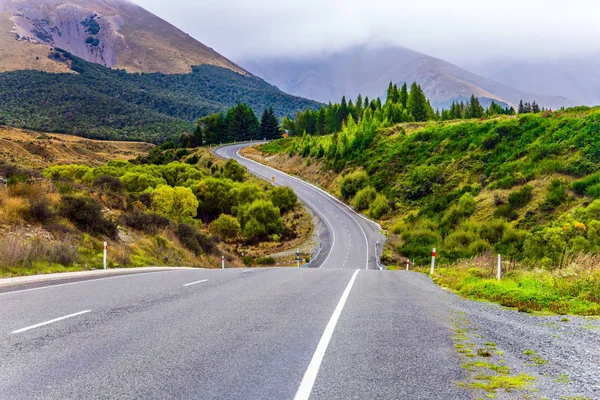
0, 0, 246, 75
242, 45, 576, 110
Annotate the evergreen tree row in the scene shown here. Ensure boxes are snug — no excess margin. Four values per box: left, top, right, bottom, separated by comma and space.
182, 104, 282, 147
285, 82, 547, 137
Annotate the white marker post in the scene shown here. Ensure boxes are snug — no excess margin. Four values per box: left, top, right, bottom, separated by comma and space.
103, 242, 107, 270
297, 249, 301, 268
497, 254, 502, 281
406, 259, 410, 271
430, 248, 436, 275
221, 255, 225, 270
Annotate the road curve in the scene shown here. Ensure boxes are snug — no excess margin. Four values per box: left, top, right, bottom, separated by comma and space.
214, 142, 385, 270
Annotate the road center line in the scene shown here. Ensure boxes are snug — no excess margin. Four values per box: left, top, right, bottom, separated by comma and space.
242, 269, 255, 272
294, 270, 360, 400
183, 279, 208, 287
11, 310, 92, 334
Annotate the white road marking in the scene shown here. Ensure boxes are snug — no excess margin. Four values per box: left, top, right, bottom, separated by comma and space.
0, 270, 185, 297
183, 279, 209, 287
243, 269, 255, 272
11, 310, 91, 334
294, 270, 360, 400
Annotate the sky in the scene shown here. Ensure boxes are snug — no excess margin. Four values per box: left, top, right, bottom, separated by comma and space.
134, 0, 600, 64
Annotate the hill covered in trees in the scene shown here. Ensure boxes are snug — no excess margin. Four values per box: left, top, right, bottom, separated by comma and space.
0, 49, 320, 143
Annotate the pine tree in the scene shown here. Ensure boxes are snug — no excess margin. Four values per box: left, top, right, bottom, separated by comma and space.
260, 106, 280, 139
363, 96, 370, 109
226, 103, 259, 141
355, 94, 364, 119
518, 100, 525, 114
316, 106, 327, 135
386, 82, 396, 104
399, 82, 408, 108
532, 101, 540, 113
407, 82, 429, 122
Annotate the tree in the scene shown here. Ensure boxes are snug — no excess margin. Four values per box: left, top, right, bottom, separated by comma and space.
466, 94, 484, 119
152, 185, 198, 220
269, 186, 298, 212
211, 214, 241, 239
259, 106, 280, 139
316, 106, 327, 135
407, 82, 429, 122
226, 103, 259, 142
399, 82, 408, 108
237, 200, 283, 240
198, 113, 227, 145
369, 194, 390, 218
193, 124, 203, 147
223, 159, 247, 182
353, 186, 377, 210
518, 100, 525, 114
532, 101, 541, 113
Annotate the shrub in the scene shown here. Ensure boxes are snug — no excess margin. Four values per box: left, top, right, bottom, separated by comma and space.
508, 185, 533, 208
120, 211, 172, 234
540, 179, 567, 211
369, 194, 390, 218
93, 175, 123, 193
238, 200, 283, 240
340, 170, 369, 199
60, 195, 118, 239
0, 196, 28, 224
211, 214, 241, 239
255, 256, 276, 266
269, 186, 298, 212
353, 186, 377, 211
222, 159, 247, 182
457, 192, 476, 216
494, 204, 519, 221
478, 220, 507, 245
27, 196, 54, 224
151, 185, 198, 220
482, 133, 500, 150
176, 222, 217, 255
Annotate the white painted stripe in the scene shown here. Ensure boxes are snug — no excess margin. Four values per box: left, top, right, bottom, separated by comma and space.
11, 310, 91, 334
294, 270, 359, 400
0, 270, 185, 297
243, 269, 254, 272
183, 279, 208, 287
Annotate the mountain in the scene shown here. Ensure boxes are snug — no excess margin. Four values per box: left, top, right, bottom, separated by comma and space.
0, 0, 320, 142
241, 44, 576, 110
466, 54, 600, 107
0, 0, 245, 74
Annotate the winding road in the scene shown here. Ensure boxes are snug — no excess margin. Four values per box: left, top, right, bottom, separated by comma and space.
0, 143, 468, 399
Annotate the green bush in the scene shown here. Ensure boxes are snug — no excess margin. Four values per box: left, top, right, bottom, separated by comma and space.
369, 194, 390, 218
211, 214, 241, 239
353, 186, 377, 211
269, 186, 298, 212
60, 195, 118, 239
237, 200, 283, 241
120, 211, 172, 234
340, 170, 369, 199
508, 185, 533, 208
222, 159, 247, 182
176, 223, 217, 255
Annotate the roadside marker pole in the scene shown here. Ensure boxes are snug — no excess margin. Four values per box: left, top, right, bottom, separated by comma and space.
430, 248, 436, 275
406, 259, 410, 271
103, 242, 107, 270
497, 254, 501, 281
221, 255, 225, 270
297, 248, 301, 268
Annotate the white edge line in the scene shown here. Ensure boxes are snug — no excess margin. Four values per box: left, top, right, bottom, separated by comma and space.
243, 269, 255, 272
233, 148, 367, 270
11, 310, 92, 334
294, 270, 360, 400
183, 279, 209, 287
0, 270, 185, 297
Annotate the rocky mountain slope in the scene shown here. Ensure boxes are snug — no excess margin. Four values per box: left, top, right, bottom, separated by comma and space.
0, 0, 245, 74
242, 44, 576, 110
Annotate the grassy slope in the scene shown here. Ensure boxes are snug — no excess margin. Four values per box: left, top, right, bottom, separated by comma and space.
0, 131, 314, 277
249, 107, 600, 314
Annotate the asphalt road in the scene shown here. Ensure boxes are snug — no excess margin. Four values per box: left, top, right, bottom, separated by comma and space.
214, 142, 385, 270
0, 143, 468, 399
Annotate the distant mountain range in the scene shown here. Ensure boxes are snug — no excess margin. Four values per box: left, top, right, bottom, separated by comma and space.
466, 54, 600, 107
0, 0, 320, 141
241, 45, 577, 110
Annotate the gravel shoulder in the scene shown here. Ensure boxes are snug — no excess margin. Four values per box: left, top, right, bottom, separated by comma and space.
419, 271, 600, 400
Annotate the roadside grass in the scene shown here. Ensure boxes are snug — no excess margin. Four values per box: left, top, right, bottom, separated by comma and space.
431, 253, 600, 316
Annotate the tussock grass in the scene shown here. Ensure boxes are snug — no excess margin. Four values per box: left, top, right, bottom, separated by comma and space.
433, 252, 600, 315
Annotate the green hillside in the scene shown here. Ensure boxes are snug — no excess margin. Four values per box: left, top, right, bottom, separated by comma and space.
257, 106, 600, 314
0, 49, 321, 143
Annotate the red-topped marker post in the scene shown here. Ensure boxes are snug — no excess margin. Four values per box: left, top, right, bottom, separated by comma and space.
430, 248, 436, 275
103, 242, 107, 270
